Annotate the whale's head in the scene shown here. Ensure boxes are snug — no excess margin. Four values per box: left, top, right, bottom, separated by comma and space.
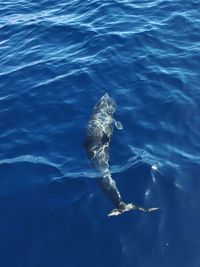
94, 93, 116, 115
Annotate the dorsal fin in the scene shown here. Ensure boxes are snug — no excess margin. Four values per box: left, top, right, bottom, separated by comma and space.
102, 133, 110, 144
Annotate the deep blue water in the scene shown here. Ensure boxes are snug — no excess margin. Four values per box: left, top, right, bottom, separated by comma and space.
1, 0, 200, 266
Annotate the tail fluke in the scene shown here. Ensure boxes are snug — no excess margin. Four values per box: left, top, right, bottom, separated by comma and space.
107, 202, 160, 217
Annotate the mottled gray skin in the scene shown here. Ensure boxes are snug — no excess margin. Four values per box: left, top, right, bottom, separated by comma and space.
85, 93, 159, 216
85, 93, 125, 210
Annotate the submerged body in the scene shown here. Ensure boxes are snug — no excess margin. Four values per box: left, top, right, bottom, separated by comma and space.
85, 93, 158, 216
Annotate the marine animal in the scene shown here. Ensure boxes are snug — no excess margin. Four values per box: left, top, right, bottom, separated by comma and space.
85, 93, 159, 216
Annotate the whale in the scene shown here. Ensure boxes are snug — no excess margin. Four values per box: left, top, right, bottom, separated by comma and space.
85, 93, 159, 216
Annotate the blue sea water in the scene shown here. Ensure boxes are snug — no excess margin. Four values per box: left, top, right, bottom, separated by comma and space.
1, 0, 200, 266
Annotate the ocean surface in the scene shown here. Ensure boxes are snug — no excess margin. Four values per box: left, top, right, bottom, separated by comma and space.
1, 0, 200, 266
